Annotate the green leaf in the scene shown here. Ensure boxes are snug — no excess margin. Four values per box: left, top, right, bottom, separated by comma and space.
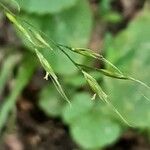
15, 0, 78, 14
62, 93, 94, 124
64, 71, 102, 88
0, 55, 36, 133
104, 5, 150, 127
71, 112, 121, 149
38, 85, 64, 117
17, 0, 93, 75
46, 0, 93, 48
62, 92, 122, 149
41, 47, 81, 76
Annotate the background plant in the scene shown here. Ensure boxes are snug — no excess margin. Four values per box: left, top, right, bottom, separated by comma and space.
0, 0, 150, 149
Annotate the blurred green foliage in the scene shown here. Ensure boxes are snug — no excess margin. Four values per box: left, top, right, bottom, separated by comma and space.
17, 0, 93, 75
0, 0, 150, 149
99, 0, 122, 23
104, 5, 150, 127
0, 54, 36, 133
63, 93, 122, 149
16, 0, 78, 14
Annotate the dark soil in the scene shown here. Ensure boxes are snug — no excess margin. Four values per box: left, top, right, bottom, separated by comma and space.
107, 130, 150, 150
2, 79, 150, 150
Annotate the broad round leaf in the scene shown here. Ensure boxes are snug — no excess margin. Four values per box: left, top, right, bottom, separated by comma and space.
62, 92, 122, 149
62, 93, 94, 124
71, 112, 121, 149
38, 85, 64, 117
16, 0, 78, 14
